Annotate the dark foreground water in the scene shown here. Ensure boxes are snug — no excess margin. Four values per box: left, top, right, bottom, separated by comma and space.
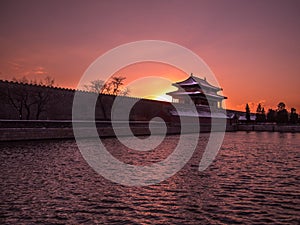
0, 132, 299, 224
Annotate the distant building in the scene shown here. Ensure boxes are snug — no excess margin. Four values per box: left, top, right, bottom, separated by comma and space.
166, 74, 227, 109
165, 74, 229, 128
238, 114, 256, 122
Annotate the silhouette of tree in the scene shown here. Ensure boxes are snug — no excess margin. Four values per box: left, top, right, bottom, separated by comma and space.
111, 76, 124, 95
83, 79, 105, 93
267, 109, 276, 122
34, 90, 50, 120
290, 108, 298, 124
0, 76, 55, 119
0, 82, 27, 119
255, 103, 261, 122
84, 75, 130, 96
33, 76, 54, 119
84, 76, 130, 120
255, 104, 266, 122
245, 103, 251, 122
277, 102, 286, 111
261, 107, 266, 122
276, 102, 288, 124
44, 76, 55, 87
256, 103, 262, 113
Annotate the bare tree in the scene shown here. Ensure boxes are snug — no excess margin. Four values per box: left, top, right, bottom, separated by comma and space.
34, 76, 55, 119
111, 76, 126, 95
83, 75, 129, 96
83, 76, 130, 120
0, 83, 26, 119
43, 76, 55, 87
13, 76, 29, 84
0, 76, 56, 120
83, 79, 105, 93
34, 89, 50, 119
120, 87, 130, 96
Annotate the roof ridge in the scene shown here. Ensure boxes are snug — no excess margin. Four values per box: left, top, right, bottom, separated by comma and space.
174, 74, 221, 90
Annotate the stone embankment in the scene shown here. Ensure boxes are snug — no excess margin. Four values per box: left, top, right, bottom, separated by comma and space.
235, 124, 300, 132
0, 120, 196, 141
0, 121, 299, 141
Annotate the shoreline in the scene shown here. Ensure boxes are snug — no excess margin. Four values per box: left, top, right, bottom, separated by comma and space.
233, 124, 300, 133
0, 120, 299, 142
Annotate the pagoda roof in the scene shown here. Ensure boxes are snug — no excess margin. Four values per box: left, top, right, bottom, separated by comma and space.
174, 74, 222, 91
166, 90, 227, 99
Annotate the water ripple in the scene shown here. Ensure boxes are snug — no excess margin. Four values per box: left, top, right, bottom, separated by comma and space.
0, 132, 299, 224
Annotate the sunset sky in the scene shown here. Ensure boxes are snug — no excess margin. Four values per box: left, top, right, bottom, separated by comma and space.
0, 0, 299, 111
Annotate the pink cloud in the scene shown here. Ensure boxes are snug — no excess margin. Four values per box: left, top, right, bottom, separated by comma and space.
32, 66, 48, 76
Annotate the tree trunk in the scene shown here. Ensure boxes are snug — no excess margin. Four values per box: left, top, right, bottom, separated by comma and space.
99, 95, 107, 120
25, 105, 31, 120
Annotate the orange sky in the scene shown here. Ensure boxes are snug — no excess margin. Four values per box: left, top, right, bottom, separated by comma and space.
111, 62, 188, 101
0, 0, 299, 112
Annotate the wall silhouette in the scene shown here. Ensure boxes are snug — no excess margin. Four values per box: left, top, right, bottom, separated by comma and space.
0, 80, 173, 121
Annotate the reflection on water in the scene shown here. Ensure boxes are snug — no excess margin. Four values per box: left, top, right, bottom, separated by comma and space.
0, 132, 299, 224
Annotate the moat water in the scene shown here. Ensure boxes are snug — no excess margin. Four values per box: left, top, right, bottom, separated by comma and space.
0, 132, 299, 224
